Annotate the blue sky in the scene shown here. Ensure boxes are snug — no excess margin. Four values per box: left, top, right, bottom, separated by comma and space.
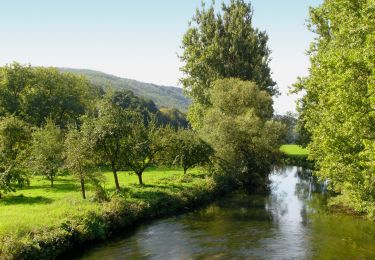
0, 0, 322, 114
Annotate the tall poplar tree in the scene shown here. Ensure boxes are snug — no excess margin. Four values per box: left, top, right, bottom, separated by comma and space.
180, 0, 276, 128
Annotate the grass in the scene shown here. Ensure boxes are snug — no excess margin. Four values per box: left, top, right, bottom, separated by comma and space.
280, 144, 309, 156
0, 167, 207, 238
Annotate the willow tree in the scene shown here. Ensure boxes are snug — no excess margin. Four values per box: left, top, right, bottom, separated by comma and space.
294, 0, 375, 216
180, 0, 276, 128
200, 79, 284, 190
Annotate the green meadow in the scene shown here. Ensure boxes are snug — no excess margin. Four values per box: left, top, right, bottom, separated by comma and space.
280, 144, 309, 156
0, 167, 207, 238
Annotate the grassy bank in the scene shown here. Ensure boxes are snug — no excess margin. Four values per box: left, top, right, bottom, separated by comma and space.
280, 144, 309, 156
0, 167, 227, 259
280, 144, 312, 168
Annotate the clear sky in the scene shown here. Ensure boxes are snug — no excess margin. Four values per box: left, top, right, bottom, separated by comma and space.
0, 0, 322, 114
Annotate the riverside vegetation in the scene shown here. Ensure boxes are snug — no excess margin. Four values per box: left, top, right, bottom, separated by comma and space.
1, 0, 373, 259
280, 144, 313, 168
0, 168, 225, 259
0, 63, 221, 259
0, 1, 286, 258
294, 0, 375, 217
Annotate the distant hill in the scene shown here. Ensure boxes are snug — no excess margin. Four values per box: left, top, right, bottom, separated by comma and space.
58, 68, 190, 111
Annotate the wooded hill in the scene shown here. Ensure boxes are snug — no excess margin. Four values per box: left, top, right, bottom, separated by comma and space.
58, 68, 190, 111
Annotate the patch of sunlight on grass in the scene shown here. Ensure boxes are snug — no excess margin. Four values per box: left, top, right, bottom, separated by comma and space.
280, 144, 309, 156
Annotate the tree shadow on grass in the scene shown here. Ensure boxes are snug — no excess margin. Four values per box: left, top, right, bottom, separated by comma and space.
104, 186, 131, 196
22, 179, 80, 193
20, 183, 78, 193
0, 194, 53, 205
47, 183, 79, 193
128, 183, 186, 193
130, 189, 178, 202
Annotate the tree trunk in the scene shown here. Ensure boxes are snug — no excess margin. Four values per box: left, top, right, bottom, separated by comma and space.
0, 191, 2, 199
112, 162, 121, 191
183, 167, 187, 175
50, 177, 54, 188
137, 173, 143, 185
80, 178, 86, 199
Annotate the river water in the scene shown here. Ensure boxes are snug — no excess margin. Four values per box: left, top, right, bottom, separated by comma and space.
77, 166, 375, 259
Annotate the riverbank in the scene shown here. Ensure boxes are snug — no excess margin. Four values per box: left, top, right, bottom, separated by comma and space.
76, 166, 375, 259
280, 144, 313, 168
280, 145, 375, 219
0, 167, 229, 259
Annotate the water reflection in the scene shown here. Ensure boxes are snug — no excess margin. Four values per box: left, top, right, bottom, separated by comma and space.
77, 166, 375, 260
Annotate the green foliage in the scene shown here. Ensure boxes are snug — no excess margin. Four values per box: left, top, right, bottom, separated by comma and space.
0, 116, 31, 198
291, 84, 312, 147
0, 63, 32, 116
280, 145, 312, 168
29, 120, 64, 188
0, 63, 98, 128
0, 116, 31, 161
180, 0, 276, 128
0, 62, 190, 196
110, 90, 189, 129
86, 101, 136, 191
199, 78, 285, 190
167, 129, 213, 174
64, 127, 97, 199
125, 118, 171, 185
158, 108, 189, 129
110, 89, 158, 122
274, 112, 298, 144
294, 0, 375, 217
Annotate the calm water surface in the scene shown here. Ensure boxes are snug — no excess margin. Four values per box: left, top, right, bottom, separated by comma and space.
77, 166, 375, 259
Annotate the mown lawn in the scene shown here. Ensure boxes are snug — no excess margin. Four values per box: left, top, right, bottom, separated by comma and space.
0, 167, 206, 237
280, 144, 309, 156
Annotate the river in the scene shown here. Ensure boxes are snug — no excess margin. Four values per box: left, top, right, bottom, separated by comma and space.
76, 166, 375, 259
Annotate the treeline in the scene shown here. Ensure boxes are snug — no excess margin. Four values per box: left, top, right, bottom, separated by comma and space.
274, 112, 299, 144
59, 68, 191, 111
294, 0, 375, 218
1, 0, 288, 200
0, 63, 205, 199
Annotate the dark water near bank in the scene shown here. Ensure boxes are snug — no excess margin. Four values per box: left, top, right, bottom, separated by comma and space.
78, 167, 375, 259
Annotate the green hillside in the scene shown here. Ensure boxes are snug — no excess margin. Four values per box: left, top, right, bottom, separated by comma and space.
58, 68, 190, 111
